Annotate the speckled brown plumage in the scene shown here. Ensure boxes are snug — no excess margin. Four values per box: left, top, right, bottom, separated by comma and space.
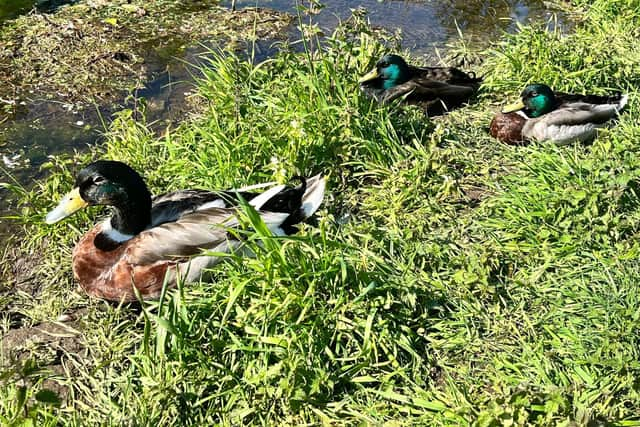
383, 75, 480, 116
489, 112, 528, 145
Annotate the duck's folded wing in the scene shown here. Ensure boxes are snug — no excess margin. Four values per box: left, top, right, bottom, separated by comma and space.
382, 80, 475, 104
127, 208, 289, 265
556, 92, 625, 106
412, 66, 481, 84
150, 189, 263, 226
526, 103, 623, 145
542, 102, 622, 126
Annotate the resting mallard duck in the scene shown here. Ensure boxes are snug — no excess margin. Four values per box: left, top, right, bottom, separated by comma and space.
45, 160, 326, 302
358, 54, 482, 115
490, 83, 628, 145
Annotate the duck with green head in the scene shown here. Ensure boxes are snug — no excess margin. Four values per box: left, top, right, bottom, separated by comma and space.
490, 83, 628, 145
45, 160, 326, 302
359, 54, 482, 116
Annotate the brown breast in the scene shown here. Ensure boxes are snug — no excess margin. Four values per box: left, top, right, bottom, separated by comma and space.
72, 226, 175, 302
489, 112, 528, 145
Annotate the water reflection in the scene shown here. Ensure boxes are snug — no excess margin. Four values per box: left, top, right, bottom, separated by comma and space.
429, 0, 562, 39
0, 38, 281, 236
227, 0, 564, 56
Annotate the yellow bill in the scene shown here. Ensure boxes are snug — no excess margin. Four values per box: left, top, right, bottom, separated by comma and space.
501, 99, 526, 113
45, 187, 88, 224
358, 68, 380, 84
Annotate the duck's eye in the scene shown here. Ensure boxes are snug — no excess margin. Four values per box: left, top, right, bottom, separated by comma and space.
93, 176, 106, 185
379, 62, 389, 68
530, 92, 538, 97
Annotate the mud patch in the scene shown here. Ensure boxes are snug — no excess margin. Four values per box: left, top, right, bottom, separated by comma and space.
0, 238, 50, 306
461, 184, 493, 207
1, 319, 86, 402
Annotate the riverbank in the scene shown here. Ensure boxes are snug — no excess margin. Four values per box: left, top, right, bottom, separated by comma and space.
2, 0, 640, 424
0, 0, 291, 107
0, 0, 292, 240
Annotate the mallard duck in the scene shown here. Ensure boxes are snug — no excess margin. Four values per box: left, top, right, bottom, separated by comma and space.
45, 160, 326, 302
358, 54, 482, 115
490, 83, 628, 145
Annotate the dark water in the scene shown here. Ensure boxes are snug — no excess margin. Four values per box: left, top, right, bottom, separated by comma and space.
0, 0, 565, 236
0, 0, 76, 21
228, 0, 563, 56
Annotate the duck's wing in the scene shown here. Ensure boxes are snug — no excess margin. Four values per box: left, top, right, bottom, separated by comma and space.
129, 176, 325, 266
150, 189, 264, 227
381, 79, 476, 105
525, 102, 625, 145
411, 66, 482, 86
381, 64, 480, 106
539, 101, 625, 126
556, 92, 627, 107
127, 207, 290, 265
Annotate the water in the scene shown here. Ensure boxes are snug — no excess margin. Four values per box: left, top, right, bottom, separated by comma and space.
0, 0, 76, 21
0, 0, 565, 236
227, 0, 563, 56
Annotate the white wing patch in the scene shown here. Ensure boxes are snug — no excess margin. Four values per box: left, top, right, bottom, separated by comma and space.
301, 174, 326, 218
248, 185, 287, 210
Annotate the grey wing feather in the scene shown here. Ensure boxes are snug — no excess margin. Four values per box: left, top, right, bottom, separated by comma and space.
151, 190, 213, 204
540, 102, 621, 127
412, 66, 481, 85
150, 189, 261, 227
150, 190, 227, 226
529, 122, 599, 145
128, 208, 240, 265
127, 208, 290, 265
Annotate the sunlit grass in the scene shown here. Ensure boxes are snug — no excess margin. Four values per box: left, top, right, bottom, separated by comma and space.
2, 0, 640, 425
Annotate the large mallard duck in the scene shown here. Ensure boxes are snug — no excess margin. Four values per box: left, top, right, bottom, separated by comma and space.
45, 160, 326, 302
490, 83, 628, 145
358, 54, 482, 115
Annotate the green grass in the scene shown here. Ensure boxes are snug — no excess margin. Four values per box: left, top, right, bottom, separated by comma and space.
2, 0, 640, 425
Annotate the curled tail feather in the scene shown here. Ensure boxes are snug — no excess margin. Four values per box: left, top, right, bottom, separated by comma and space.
258, 174, 326, 235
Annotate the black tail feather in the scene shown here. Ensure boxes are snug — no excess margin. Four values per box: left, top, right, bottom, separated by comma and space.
257, 176, 308, 235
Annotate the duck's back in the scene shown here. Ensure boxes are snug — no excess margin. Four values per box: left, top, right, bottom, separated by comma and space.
555, 91, 626, 107
150, 189, 258, 226
412, 65, 480, 85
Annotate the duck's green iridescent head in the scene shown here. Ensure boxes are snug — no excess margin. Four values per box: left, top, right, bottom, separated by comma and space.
359, 54, 410, 90
502, 83, 557, 118
45, 161, 152, 235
